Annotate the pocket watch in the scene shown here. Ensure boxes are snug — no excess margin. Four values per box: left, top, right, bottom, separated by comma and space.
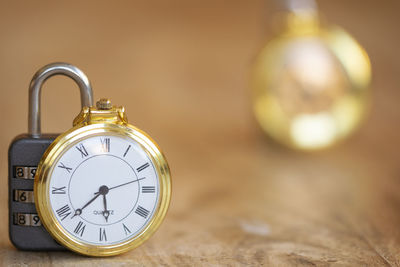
251, 1, 371, 150
34, 98, 171, 256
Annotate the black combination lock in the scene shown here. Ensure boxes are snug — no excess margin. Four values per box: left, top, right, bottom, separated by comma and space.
8, 63, 93, 250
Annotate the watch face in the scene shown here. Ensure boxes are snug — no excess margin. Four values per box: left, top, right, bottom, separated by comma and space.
48, 134, 159, 246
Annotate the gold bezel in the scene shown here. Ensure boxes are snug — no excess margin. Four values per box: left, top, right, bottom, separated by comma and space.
34, 122, 171, 257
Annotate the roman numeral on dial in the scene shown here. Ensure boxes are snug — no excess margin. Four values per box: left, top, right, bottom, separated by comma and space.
137, 162, 150, 172
99, 228, 107, 241
123, 145, 131, 157
52, 186, 66, 194
76, 143, 89, 158
56, 204, 71, 221
100, 137, 110, 152
123, 223, 131, 235
58, 162, 72, 173
135, 205, 150, 218
74, 221, 86, 237
142, 186, 155, 193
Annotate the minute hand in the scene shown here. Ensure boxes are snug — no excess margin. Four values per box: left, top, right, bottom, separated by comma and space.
104, 177, 146, 192
72, 193, 101, 218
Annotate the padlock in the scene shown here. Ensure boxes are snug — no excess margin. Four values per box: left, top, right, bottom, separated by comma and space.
8, 63, 93, 250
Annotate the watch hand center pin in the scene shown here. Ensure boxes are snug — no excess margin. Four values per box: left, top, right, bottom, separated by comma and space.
99, 185, 109, 195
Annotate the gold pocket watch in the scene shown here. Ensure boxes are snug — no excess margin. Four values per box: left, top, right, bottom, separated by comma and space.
252, 0, 371, 150
34, 67, 171, 256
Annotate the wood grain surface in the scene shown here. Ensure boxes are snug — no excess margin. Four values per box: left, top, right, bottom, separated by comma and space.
0, 0, 400, 266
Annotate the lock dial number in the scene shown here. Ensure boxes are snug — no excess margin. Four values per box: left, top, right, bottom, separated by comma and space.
48, 135, 158, 245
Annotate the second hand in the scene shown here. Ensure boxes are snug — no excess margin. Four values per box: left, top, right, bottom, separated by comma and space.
94, 177, 146, 194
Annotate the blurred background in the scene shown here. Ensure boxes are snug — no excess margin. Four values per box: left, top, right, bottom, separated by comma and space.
1, 0, 400, 265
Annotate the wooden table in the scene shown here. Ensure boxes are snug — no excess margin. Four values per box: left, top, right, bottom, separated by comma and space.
0, 0, 399, 265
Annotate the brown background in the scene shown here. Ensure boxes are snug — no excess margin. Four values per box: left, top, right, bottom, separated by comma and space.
1, 0, 400, 266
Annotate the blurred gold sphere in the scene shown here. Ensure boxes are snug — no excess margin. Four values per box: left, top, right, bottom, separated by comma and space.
252, 13, 371, 150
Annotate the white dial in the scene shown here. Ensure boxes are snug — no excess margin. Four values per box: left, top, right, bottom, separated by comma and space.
48, 134, 159, 245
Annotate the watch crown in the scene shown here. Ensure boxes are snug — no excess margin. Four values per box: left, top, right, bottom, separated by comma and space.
96, 98, 112, 110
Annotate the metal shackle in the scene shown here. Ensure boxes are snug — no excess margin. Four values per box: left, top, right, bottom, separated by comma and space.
28, 62, 94, 138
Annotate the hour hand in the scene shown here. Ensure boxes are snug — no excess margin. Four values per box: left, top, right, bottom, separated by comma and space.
102, 194, 110, 222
